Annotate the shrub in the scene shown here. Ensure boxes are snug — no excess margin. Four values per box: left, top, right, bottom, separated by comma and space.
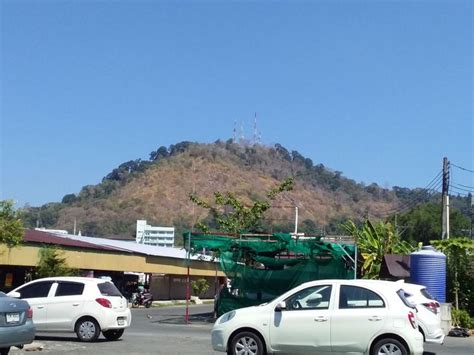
452, 308, 474, 329
191, 278, 209, 298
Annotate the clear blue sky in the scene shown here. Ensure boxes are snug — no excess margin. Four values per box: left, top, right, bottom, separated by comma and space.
1, 0, 472, 207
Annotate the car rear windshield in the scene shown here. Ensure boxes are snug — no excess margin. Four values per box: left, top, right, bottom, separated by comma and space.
98, 282, 123, 297
420, 288, 435, 300
397, 289, 416, 309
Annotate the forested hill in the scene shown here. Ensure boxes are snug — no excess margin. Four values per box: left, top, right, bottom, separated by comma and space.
20, 141, 470, 240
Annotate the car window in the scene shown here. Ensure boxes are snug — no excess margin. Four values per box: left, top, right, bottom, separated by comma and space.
18, 281, 53, 299
397, 289, 416, 309
339, 285, 385, 309
98, 282, 123, 297
284, 285, 332, 310
55, 282, 85, 296
420, 288, 435, 300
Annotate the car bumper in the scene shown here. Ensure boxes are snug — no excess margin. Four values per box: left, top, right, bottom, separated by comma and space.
409, 331, 425, 355
211, 329, 227, 352
425, 328, 445, 344
0, 321, 36, 348
98, 307, 132, 331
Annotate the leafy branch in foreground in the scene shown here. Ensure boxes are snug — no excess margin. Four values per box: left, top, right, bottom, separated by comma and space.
0, 200, 24, 248
190, 178, 294, 233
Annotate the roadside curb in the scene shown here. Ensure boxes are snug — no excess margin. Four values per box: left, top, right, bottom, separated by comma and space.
22, 342, 44, 351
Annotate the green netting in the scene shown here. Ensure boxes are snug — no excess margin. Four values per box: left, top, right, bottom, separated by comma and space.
183, 232, 355, 315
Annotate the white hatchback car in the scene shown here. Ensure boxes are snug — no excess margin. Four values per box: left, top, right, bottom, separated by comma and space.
397, 282, 444, 344
212, 279, 424, 355
8, 277, 131, 342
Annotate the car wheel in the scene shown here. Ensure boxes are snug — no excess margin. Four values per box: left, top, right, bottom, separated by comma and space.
103, 329, 124, 341
229, 331, 264, 355
0, 347, 10, 355
372, 337, 408, 355
75, 318, 101, 342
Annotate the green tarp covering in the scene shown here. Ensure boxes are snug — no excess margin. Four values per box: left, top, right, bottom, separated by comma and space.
183, 232, 355, 315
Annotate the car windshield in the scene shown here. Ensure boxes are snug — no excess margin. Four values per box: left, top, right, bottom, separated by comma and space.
98, 282, 123, 297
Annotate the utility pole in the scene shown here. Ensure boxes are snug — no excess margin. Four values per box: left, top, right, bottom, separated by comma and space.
470, 195, 473, 239
294, 207, 299, 234
441, 157, 450, 239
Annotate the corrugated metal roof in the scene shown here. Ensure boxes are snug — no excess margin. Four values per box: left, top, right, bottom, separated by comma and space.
380, 254, 411, 279
24, 229, 212, 261
24, 229, 118, 252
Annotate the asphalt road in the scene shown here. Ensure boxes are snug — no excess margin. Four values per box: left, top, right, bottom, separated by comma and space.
10, 304, 474, 355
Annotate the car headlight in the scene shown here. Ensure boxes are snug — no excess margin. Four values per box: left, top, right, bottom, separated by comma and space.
219, 310, 236, 324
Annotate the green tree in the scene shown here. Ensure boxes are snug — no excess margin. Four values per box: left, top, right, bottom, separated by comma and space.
430, 238, 474, 314
35, 246, 78, 278
0, 200, 24, 248
190, 178, 294, 233
191, 278, 210, 298
343, 219, 415, 279
395, 203, 470, 244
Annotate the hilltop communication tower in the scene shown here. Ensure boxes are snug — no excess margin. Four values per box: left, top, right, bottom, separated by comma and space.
253, 112, 261, 145
233, 121, 237, 143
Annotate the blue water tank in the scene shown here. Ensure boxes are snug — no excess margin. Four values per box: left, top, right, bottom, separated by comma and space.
410, 246, 446, 302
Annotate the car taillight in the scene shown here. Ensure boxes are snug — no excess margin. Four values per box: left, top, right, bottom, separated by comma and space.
422, 302, 439, 314
408, 311, 417, 329
26, 307, 33, 318
96, 298, 112, 308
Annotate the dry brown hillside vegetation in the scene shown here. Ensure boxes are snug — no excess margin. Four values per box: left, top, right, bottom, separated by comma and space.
22, 141, 403, 242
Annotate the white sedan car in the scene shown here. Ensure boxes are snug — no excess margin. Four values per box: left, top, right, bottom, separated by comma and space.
212, 279, 424, 355
8, 277, 131, 342
397, 282, 445, 344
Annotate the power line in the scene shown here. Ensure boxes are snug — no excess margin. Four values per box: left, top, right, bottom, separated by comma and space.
451, 163, 474, 174
382, 181, 442, 216
381, 172, 443, 215
453, 183, 474, 190
393, 184, 442, 215
450, 184, 474, 193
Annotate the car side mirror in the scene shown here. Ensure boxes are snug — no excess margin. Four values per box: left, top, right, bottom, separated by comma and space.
275, 301, 286, 312
8, 291, 21, 299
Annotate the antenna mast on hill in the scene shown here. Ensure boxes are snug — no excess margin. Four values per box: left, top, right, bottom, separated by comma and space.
239, 121, 245, 145
253, 112, 261, 145
233, 121, 237, 143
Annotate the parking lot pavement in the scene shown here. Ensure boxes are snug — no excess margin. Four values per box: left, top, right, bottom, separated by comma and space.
9, 304, 474, 354
424, 336, 474, 355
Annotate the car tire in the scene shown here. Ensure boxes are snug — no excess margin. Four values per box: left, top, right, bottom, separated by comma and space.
0, 347, 10, 355
75, 318, 101, 342
228, 331, 264, 355
103, 329, 124, 341
372, 337, 408, 355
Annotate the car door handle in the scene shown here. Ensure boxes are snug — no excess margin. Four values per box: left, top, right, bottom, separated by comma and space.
72, 303, 80, 306
368, 316, 382, 321
314, 316, 328, 322
37, 306, 44, 309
